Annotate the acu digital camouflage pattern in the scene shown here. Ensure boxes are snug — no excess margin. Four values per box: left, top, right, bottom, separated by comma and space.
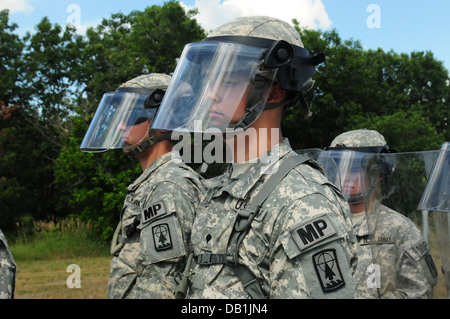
207, 16, 304, 47
0, 229, 16, 299
353, 200, 437, 298
119, 73, 171, 90
330, 129, 387, 148
107, 153, 205, 298
188, 139, 357, 298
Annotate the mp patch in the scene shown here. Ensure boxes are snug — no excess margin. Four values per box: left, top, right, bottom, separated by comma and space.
312, 248, 345, 293
152, 223, 173, 251
142, 200, 168, 225
291, 214, 337, 252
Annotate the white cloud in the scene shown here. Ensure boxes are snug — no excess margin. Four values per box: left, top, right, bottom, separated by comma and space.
180, 0, 332, 32
0, 0, 33, 14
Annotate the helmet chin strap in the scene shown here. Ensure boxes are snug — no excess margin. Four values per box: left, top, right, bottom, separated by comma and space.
123, 131, 171, 158
347, 194, 365, 204
230, 74, 314, 130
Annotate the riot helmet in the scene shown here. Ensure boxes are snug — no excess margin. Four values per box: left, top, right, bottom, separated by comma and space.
80, 73, 171, 157
151, 16, 324, 133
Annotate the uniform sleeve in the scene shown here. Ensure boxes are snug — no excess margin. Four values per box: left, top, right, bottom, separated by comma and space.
272, 193, 356, 299
138, 179, 199, 264
382, 225, 438, 299
0, 232, 16, 299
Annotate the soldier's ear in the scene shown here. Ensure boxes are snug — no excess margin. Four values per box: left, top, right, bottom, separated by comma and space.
267, 83, 286, 103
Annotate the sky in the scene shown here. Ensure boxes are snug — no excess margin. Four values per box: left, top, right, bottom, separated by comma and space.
1, 0, 450, 71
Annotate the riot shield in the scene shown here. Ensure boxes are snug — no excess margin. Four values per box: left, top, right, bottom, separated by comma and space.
360, 150, 441, 298
418, 142, 450, 298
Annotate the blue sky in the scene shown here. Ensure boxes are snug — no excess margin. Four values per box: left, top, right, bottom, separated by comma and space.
2, 0, 450, 71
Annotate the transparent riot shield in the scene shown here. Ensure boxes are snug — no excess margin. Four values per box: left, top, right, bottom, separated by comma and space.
418, 142, 450, 298
361, 150, 441, 298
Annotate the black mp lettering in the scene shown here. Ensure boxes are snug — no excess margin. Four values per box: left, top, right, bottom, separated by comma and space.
298, 219, 328, 245
143, 203, 162, 221
313, 219, 327, 236
298, 224, 319, 245
153, 203, 161, 214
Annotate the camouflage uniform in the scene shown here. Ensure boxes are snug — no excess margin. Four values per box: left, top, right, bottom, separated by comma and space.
328, 129, 438, 298
107, 152, 205, 298
353, 200, 437, 298
189, 139, 357, 298
0, 229, 16, 299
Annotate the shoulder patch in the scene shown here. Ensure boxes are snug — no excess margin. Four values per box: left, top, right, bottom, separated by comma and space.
312, 248, 346, 292
152, 223, 173, 251
290, 214, 337, 252
141, 200, 168, 225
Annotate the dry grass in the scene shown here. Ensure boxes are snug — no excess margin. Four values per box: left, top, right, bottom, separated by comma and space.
11, 217, 111, 299
14, 256, 111, 299
426, 225, 448, 299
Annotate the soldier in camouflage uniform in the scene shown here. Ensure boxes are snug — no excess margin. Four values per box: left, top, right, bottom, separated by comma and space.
80, 74, 205, 298
151, 16, 357, 298
0, 228, 16, 299
326, 129, 438, 298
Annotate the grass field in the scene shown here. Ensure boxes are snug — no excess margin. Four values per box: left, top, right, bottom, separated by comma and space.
14, 256, 111, 299
9, 217, 112, 299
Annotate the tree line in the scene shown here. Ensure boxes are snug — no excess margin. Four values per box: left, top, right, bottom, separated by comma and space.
1, 1, 448, 239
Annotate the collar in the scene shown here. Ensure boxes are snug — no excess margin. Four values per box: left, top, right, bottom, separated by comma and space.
215, 138, 294, 200
127, 152, 174, 192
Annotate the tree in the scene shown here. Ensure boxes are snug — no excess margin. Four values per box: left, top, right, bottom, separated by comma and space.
284, 22, 449, 152
0, 10, 24, 105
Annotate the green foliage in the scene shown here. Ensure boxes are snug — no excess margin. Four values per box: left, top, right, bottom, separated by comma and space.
348, 108, 445, 151
0, 10, 24, 105
1, 7, 448, 240
10, 216, 110, 261
286, 21, 449, 151
0, 3, 205, 238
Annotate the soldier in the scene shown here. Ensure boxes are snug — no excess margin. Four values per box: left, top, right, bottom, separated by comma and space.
326, 129, 438, 298
151, 16, 357, 298
80, 73, 205, 298
0, 228, 16, 299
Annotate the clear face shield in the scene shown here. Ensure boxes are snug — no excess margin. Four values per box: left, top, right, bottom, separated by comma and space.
418, 142, 450, 298
297, 148, 368, 203
150, 41, 278, 133
80, 88, 163, 152
295, 148, 364, 220
361, 150, 442, 297
296, 148, 341, 186
317, 150, 367, 204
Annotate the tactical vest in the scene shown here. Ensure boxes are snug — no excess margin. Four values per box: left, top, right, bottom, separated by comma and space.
195, 154, 312, 299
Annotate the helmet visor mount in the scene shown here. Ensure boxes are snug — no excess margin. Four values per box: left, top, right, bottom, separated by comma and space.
80, 88, 161, 152
151, 41, 279, 133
